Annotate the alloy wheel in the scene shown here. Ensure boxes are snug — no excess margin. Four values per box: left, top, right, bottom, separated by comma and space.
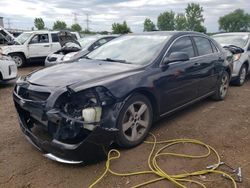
220, 73, 229, 98
239, 66, 247, 85
12, 56, 23, 67
122, 102, 150, 142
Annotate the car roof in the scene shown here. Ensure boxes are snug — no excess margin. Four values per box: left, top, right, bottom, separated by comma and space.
125, 31, 209, 38
21, 30, 77, 34
213, 32, 250, 36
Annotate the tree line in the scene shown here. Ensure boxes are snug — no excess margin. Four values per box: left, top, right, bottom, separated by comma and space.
34, 18, 84, 32
34, 3, 250, 34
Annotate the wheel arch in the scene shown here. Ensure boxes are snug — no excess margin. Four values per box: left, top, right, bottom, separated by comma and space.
124, 88, 160, 121
9, 52, 27, 60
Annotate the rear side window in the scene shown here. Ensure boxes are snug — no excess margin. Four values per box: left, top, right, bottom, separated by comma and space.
51, 33, 59, 42
168, 37, 195, 58
193, 37, 213, 56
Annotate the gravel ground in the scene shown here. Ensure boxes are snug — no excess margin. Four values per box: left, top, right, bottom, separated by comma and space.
0, 65, 250, 188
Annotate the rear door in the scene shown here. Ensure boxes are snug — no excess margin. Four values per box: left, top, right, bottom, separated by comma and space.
192, 36, 220, 96
157, 36, 201, 114
51, 33, 61, 53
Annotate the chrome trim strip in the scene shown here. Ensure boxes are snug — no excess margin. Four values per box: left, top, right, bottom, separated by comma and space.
161, 34, 221, 66
43, 153, 83, 164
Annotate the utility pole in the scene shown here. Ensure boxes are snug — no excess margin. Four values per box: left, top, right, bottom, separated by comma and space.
7, 18, 11, 29
73, 12, 78, 24
86, 14, 90, 31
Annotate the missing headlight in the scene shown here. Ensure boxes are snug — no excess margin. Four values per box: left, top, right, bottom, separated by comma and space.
56, 89, 102, 123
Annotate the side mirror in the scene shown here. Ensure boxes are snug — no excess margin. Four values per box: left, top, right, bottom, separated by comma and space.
162, 52, 189, 65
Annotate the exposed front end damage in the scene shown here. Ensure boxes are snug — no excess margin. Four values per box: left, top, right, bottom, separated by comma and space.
13, 79, 122, 164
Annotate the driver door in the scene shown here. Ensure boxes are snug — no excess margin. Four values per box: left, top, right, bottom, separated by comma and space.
28, 34, 51, 58
157, 36, 201, 114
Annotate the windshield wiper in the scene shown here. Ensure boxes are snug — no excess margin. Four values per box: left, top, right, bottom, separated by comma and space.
101, 58, 132, 64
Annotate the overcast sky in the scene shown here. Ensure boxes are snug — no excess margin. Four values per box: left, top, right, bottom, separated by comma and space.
0, 0, 250, 32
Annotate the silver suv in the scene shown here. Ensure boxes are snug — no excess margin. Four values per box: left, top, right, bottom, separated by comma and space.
213, 32, 250, 86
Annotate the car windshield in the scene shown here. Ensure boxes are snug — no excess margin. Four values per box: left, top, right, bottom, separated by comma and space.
212, 34, 249, 48
15, 32, 33, 44
86, 35, 170, 65
79, 37, 100, 49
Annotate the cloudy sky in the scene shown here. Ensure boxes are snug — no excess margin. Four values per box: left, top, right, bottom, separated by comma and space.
0, 0, 249, 32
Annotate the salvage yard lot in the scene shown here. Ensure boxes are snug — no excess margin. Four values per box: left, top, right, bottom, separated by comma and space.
0, 65, 250, 188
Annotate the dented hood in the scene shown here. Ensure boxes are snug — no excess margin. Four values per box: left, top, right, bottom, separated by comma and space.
27, 59, 139, 87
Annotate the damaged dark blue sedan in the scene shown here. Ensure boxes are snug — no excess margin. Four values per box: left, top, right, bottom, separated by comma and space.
13, 31, 232, 164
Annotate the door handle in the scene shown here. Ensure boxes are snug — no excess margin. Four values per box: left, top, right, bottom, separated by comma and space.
194, 62, 200, 66
43, 45, 50, 47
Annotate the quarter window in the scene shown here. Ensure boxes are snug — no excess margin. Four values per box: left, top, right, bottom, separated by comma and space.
193, 37, 213, 56
168, 37, 195, 58
51, 33, 59, 42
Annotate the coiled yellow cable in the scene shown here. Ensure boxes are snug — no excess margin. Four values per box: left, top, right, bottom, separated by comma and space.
89, 133, 237, 188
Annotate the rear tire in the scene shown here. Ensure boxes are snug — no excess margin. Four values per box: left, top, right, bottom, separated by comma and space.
10, 53, 25, 68
211, 71, 230, 101
115, 94, 153, 148
233, 64, 247, 86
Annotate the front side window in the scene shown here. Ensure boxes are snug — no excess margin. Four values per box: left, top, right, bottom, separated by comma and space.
87, 35, 171, 65
193, 37, 213, 56
90, 38, 109, 50
98, 38, 108, 45
30, 34, 49, 44
168, 37, 195, 58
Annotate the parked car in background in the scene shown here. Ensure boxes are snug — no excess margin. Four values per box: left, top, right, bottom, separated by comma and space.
0, 48, 17, 81
0, 30, 80, 67
14, 31, 233, 164
213, 32, 250, 86
45, 34, 117, 67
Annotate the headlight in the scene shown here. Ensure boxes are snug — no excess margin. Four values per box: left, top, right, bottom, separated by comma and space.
59, 89, 101, 119
63, 52, 78, 61
233, 53, 241, 62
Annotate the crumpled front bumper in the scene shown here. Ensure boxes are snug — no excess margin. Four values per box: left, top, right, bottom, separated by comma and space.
13, 90, 117, 165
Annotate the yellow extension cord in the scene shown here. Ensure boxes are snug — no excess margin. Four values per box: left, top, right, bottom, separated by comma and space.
89, 133, 237, 188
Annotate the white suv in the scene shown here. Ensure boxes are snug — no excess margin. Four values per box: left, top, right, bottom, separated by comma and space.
0, 30, 80, 67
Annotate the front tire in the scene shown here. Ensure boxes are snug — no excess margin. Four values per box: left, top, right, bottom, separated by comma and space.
10, 53, 25, 68
116, 94, 153, 148
211, 71, 230, 101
